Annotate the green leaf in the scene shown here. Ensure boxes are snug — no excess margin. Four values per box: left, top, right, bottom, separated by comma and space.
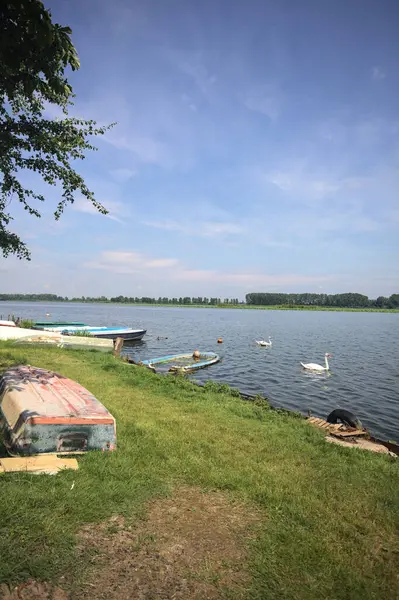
0, 0, 116, 259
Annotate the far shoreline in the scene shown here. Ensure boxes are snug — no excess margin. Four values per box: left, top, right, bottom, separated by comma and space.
1, 300, 398, 313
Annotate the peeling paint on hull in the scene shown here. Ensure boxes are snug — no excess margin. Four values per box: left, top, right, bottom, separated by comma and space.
0, 365, 116, 455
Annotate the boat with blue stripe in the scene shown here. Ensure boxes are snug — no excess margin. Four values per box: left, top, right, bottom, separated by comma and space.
33, 323, 146, 342
140, 352, 220, 373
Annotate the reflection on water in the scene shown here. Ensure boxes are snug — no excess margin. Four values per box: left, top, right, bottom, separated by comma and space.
1, 302, 398, 441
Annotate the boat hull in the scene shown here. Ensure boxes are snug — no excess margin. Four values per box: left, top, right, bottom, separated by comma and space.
89, 329, 146, 341
36, 325, 147, 342
14, 334, 113, 351
0, 365, 116, 455
0, 320, 16, 328
141, 352, 220, 372
0, 325, 113, 351
33, 322, 86, 329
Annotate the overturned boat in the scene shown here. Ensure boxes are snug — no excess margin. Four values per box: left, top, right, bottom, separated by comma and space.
0, 365, 117, 456
140, 352, 220, 373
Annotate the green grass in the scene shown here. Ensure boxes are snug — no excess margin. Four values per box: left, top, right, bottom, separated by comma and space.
117, 303, 399, 312
0, 343, 398, 599
231, 304, 399, 312
19, 318, 34, 328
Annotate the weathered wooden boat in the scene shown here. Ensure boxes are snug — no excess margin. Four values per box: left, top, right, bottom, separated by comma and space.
140, 352, 220, 373
13, 334, 114, 351
0, 325, 56, 341
35, 324, 146, 342
0, 365, 116, 456
0, 325, 114, 350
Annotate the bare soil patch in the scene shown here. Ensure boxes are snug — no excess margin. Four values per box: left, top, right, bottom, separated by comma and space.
76, 486, 261, 599
0, 487, 261, 600
0, 581, 67, 600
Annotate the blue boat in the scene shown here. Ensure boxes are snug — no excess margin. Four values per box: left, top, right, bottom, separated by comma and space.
33, 323, 146, 342
140, 352, 220, 373
64, 327, 146, 342
33, 322, 86, 328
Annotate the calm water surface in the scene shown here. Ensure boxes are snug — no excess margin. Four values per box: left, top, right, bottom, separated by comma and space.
2, 302, 398, 441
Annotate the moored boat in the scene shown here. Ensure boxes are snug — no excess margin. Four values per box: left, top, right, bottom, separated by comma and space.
140, 352, 220, 373
75, 327, 146, 342
0, 325, 113, 350
0, 365, 117, 455
32, 322, 86, 329
14, 334, 113, 351
34, 323, 146, 342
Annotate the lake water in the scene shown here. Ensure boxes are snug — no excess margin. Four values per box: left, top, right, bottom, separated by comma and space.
1, 302, 398, 441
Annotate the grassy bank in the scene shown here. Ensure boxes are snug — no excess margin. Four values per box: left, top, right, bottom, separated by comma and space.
0, 343, 398, 599
112, 303, 399, 312
215, 304, 399, 312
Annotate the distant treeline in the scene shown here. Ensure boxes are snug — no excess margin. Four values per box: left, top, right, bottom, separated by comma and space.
246, 292, 399, 309
0, 294, 241, 305
1, 293, 399, 309
0, 294, 68, 302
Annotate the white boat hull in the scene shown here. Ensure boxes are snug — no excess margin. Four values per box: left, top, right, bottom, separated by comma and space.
0, 326, 113, 351
37, 326, 146, 342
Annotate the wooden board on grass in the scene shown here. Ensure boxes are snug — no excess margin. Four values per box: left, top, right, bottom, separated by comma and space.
0, 455, 79, 474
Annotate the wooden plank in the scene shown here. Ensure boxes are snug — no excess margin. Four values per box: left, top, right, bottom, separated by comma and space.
331, 429, 367, 438
0, 455, 78, 474
307, 417, 343, 433
113, 337, 124, 357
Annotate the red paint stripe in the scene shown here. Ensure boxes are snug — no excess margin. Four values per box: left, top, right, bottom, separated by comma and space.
29, 417, 115, 425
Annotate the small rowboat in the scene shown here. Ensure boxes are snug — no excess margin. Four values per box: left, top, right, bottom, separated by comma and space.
13, 334, 113, 352
0, 365, 116, 455
34, 323, 146, 342
140, 352, 220, 373
33, 322, 86, 328
0, 320, 16, 328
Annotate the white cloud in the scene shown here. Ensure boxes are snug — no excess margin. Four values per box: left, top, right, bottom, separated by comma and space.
181, 94, 198, 112
355, 117, 399, 144
101, 251, 142, 264
84, 251, 179, 274
172, 51, 217, 97
72, 197, 124, 222
265, 166, 340, 201
371, 66, 386, 81
143, 219, 245, 237
83, 249, 333, 289
244, 84, 282, 120
109, 168, 136, 182
103, 133, 170, 166
317, 115, 399, 150
146, 258, 180, 268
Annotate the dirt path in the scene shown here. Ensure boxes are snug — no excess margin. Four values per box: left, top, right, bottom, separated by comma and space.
1, 487, 261, 600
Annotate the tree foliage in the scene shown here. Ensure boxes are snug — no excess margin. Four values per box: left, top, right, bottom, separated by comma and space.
0, 294, 242, 305
245, 292, 399, 309
0, 0, 114, 259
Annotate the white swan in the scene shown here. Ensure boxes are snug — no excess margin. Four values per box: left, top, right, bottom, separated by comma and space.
301, 353, 332, 372
256, 337, 272, 347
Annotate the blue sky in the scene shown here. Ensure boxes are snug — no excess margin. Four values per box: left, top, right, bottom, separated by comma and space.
3, 0, 399, 298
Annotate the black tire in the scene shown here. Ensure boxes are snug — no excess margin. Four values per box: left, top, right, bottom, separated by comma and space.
327, 409, 362, 429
